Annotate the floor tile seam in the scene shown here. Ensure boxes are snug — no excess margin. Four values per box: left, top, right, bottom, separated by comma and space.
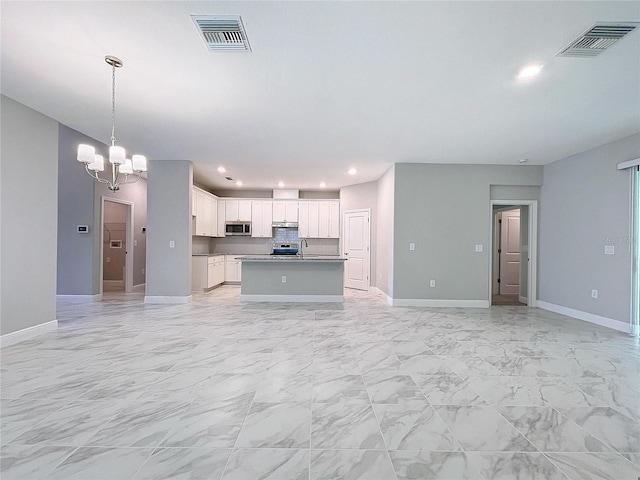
540, 451, 586, 480
551, 406, 628, 454
7, 443, 82, 479
363, 378, 401, 480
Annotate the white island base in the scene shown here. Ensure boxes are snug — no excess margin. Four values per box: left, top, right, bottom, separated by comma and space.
238, 256, 346, 302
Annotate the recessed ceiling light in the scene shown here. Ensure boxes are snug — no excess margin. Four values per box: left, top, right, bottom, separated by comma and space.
278, 181, 285, 188
319, 182, 326, 188
517, 63, 543, 80
348, 168, 357, 175
236, 180, 243, 186
518, 158, 529, 164
217, 166, 226, 173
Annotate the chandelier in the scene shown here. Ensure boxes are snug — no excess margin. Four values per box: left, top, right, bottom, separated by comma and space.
77, 55, 147, 192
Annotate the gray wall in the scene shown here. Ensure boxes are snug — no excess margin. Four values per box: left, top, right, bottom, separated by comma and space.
393, 163, 543, 300
57, 124, 147, 295
376, 165, 396, 296
1, 96, 58, 335
539, 133, 640, 322
340, 181, 378, 287
146, 161, 193, 299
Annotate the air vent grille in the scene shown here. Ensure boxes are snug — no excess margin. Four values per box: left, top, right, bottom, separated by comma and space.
557, 22, 639, 57
191, 15, 251, 52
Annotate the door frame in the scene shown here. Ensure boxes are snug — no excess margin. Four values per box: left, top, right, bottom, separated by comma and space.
342, 208, 371, 291
101, 197, 134, 294
489, 200, 538, 307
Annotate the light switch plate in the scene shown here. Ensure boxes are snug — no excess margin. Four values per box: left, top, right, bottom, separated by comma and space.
409, 243, 415, 251
604, 245, 614, 255
429, 280, 436, 288
281, 276, 287, 283
591, 289, 598, 299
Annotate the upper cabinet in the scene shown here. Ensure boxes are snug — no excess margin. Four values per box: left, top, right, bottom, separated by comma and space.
272, 200, 299, 223
225, 200, 252, 222
298, 200, 339, 239
192, 187, 220, 237
251, 201, 273, 238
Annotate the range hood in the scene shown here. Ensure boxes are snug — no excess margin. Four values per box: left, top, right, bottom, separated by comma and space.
272, 222, 298, 228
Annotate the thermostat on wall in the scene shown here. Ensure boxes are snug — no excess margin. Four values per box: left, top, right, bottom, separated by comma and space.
77, 225, 89, 234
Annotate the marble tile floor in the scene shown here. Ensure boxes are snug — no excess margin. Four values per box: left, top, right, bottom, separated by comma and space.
1, 285, 639, 479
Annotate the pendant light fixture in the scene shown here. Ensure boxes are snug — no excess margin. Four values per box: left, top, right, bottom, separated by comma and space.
77, 55, 147, 191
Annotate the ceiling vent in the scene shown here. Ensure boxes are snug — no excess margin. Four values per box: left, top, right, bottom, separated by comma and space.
556, 22, 639, 58
191, 15, 251, 52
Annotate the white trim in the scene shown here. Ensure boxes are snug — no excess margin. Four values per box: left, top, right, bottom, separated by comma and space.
240, 294, 344, 303
537, 301, 631, 334
390, 298, 490, 308
56, 294, 102, 303
1, 320, 58, 348
369, 286, 393, 305
144, 295, 192, 304
489, 200, 538, 308
617, 157, 640, 170
519, 295, 528, 304
132, 283, 146, 292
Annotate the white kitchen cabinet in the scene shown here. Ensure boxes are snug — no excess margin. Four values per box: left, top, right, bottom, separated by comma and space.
192, 255, 224, 291
251, 201, 273, 237
225, 255, 242, 282
272, 200, 298, 223
225, 200, 252, 222
193, 187, 221, 237
217, 200, 226, 237
194, 189, 212, 236
298, 200, 340, 239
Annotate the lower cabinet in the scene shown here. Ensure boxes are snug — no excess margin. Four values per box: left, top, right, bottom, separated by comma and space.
192, 255, 225, 291
225, 255, 242, 282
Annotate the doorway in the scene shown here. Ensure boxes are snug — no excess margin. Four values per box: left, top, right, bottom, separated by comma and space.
101, 198, 134, 293
343, 209, 371, 291
489, 201, 538, 307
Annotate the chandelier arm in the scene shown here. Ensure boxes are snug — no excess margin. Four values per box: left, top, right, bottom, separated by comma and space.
120, 172, 142, 185
84, 164, 111, 185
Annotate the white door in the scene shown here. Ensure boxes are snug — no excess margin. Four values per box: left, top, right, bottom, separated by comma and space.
343, 210, 370, 291
499, 209, 520, 295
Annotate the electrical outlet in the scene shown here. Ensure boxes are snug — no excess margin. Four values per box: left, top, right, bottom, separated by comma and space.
106, 257, 110, 263
475, 245, 483, 252
282, 275, 287, 283
604, 245, 614, 255
142, 268, 145, 275
409, 243, 415, 251
134, 240, 138, 247
429, 280, 436, 288
169, 241, 175, 248
591, 289, 598, 299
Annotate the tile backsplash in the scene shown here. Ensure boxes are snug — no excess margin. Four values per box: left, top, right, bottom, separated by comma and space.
193, 228, 339, 255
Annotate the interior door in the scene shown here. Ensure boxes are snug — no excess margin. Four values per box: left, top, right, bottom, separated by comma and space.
343, 210, 370, 291
499, 209, 520, 295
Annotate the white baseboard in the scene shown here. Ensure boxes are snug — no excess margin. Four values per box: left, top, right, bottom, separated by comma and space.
390, 298, 490, 308
133, 283, 146, 292
240, 294, 344, 303
537, 300, 630, 334
519, 295, 528, 304
56, 294, 102, 303
144, 295, 192, 304
1, 320, 58, 348
370, 286, 393, 305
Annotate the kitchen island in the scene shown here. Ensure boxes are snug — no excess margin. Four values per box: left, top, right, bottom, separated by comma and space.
237, 255, 346, 302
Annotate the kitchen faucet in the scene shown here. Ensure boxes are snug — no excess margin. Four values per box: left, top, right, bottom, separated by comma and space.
300, 239, 309, 258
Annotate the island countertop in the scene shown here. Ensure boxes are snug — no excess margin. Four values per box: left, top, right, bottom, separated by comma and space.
236, 255, 346, 262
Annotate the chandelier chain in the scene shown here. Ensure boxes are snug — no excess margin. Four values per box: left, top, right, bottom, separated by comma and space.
111, 62, 116, 146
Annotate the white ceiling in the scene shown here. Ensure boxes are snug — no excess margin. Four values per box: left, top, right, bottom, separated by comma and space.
2, 1, 639, 192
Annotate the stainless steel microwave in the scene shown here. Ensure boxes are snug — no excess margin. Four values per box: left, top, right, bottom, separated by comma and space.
225, 221, 251, 236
